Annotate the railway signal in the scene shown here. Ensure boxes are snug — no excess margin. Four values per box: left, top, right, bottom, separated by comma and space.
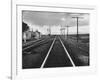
72, 17, 83, 42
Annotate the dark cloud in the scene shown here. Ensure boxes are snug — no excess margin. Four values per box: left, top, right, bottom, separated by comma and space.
22, 11, 89, 27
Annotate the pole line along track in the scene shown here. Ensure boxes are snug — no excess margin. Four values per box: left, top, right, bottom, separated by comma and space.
40, 36, 56, 68
59, 37, 76, 67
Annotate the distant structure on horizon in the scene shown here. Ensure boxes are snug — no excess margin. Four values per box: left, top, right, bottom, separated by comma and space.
22, 22, 41, 43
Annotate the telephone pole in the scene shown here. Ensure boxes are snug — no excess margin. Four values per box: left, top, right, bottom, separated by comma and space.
60, 26, 65, 38
47, 26, 51, 36
72, 17, 83, 42
66, 25, 69, 38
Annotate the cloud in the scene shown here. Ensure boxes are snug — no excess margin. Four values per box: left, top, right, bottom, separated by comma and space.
22, 11, 89, 27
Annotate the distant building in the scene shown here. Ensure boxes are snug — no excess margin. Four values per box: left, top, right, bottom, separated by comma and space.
34, 30, 41, 39
22, 30, 32, 42
22, 30, 41, 43
60, 27, 65, 35
25, 31, 32, 40
23, 32, 26, 43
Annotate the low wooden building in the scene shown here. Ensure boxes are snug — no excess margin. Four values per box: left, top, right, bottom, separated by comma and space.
34, 30, 41, 39
22, 30, 41, 43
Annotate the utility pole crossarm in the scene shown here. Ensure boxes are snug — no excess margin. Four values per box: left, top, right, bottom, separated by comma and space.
72, 17, 83, 18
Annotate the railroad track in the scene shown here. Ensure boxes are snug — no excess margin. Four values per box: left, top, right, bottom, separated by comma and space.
41, 36, 75, 68
23, 35, 76, 68
22, 36, 52, 48
23, 36, 54, 51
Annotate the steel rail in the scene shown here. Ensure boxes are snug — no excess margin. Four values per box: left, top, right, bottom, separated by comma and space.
40, 36, 56, 68
59, 37, 75, 67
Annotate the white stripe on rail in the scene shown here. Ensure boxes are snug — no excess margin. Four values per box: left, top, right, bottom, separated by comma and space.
40, 36, 56, 68
59, 37, 75, 67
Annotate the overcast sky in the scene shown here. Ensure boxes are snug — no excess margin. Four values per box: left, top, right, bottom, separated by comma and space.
22, 11, 89, 34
